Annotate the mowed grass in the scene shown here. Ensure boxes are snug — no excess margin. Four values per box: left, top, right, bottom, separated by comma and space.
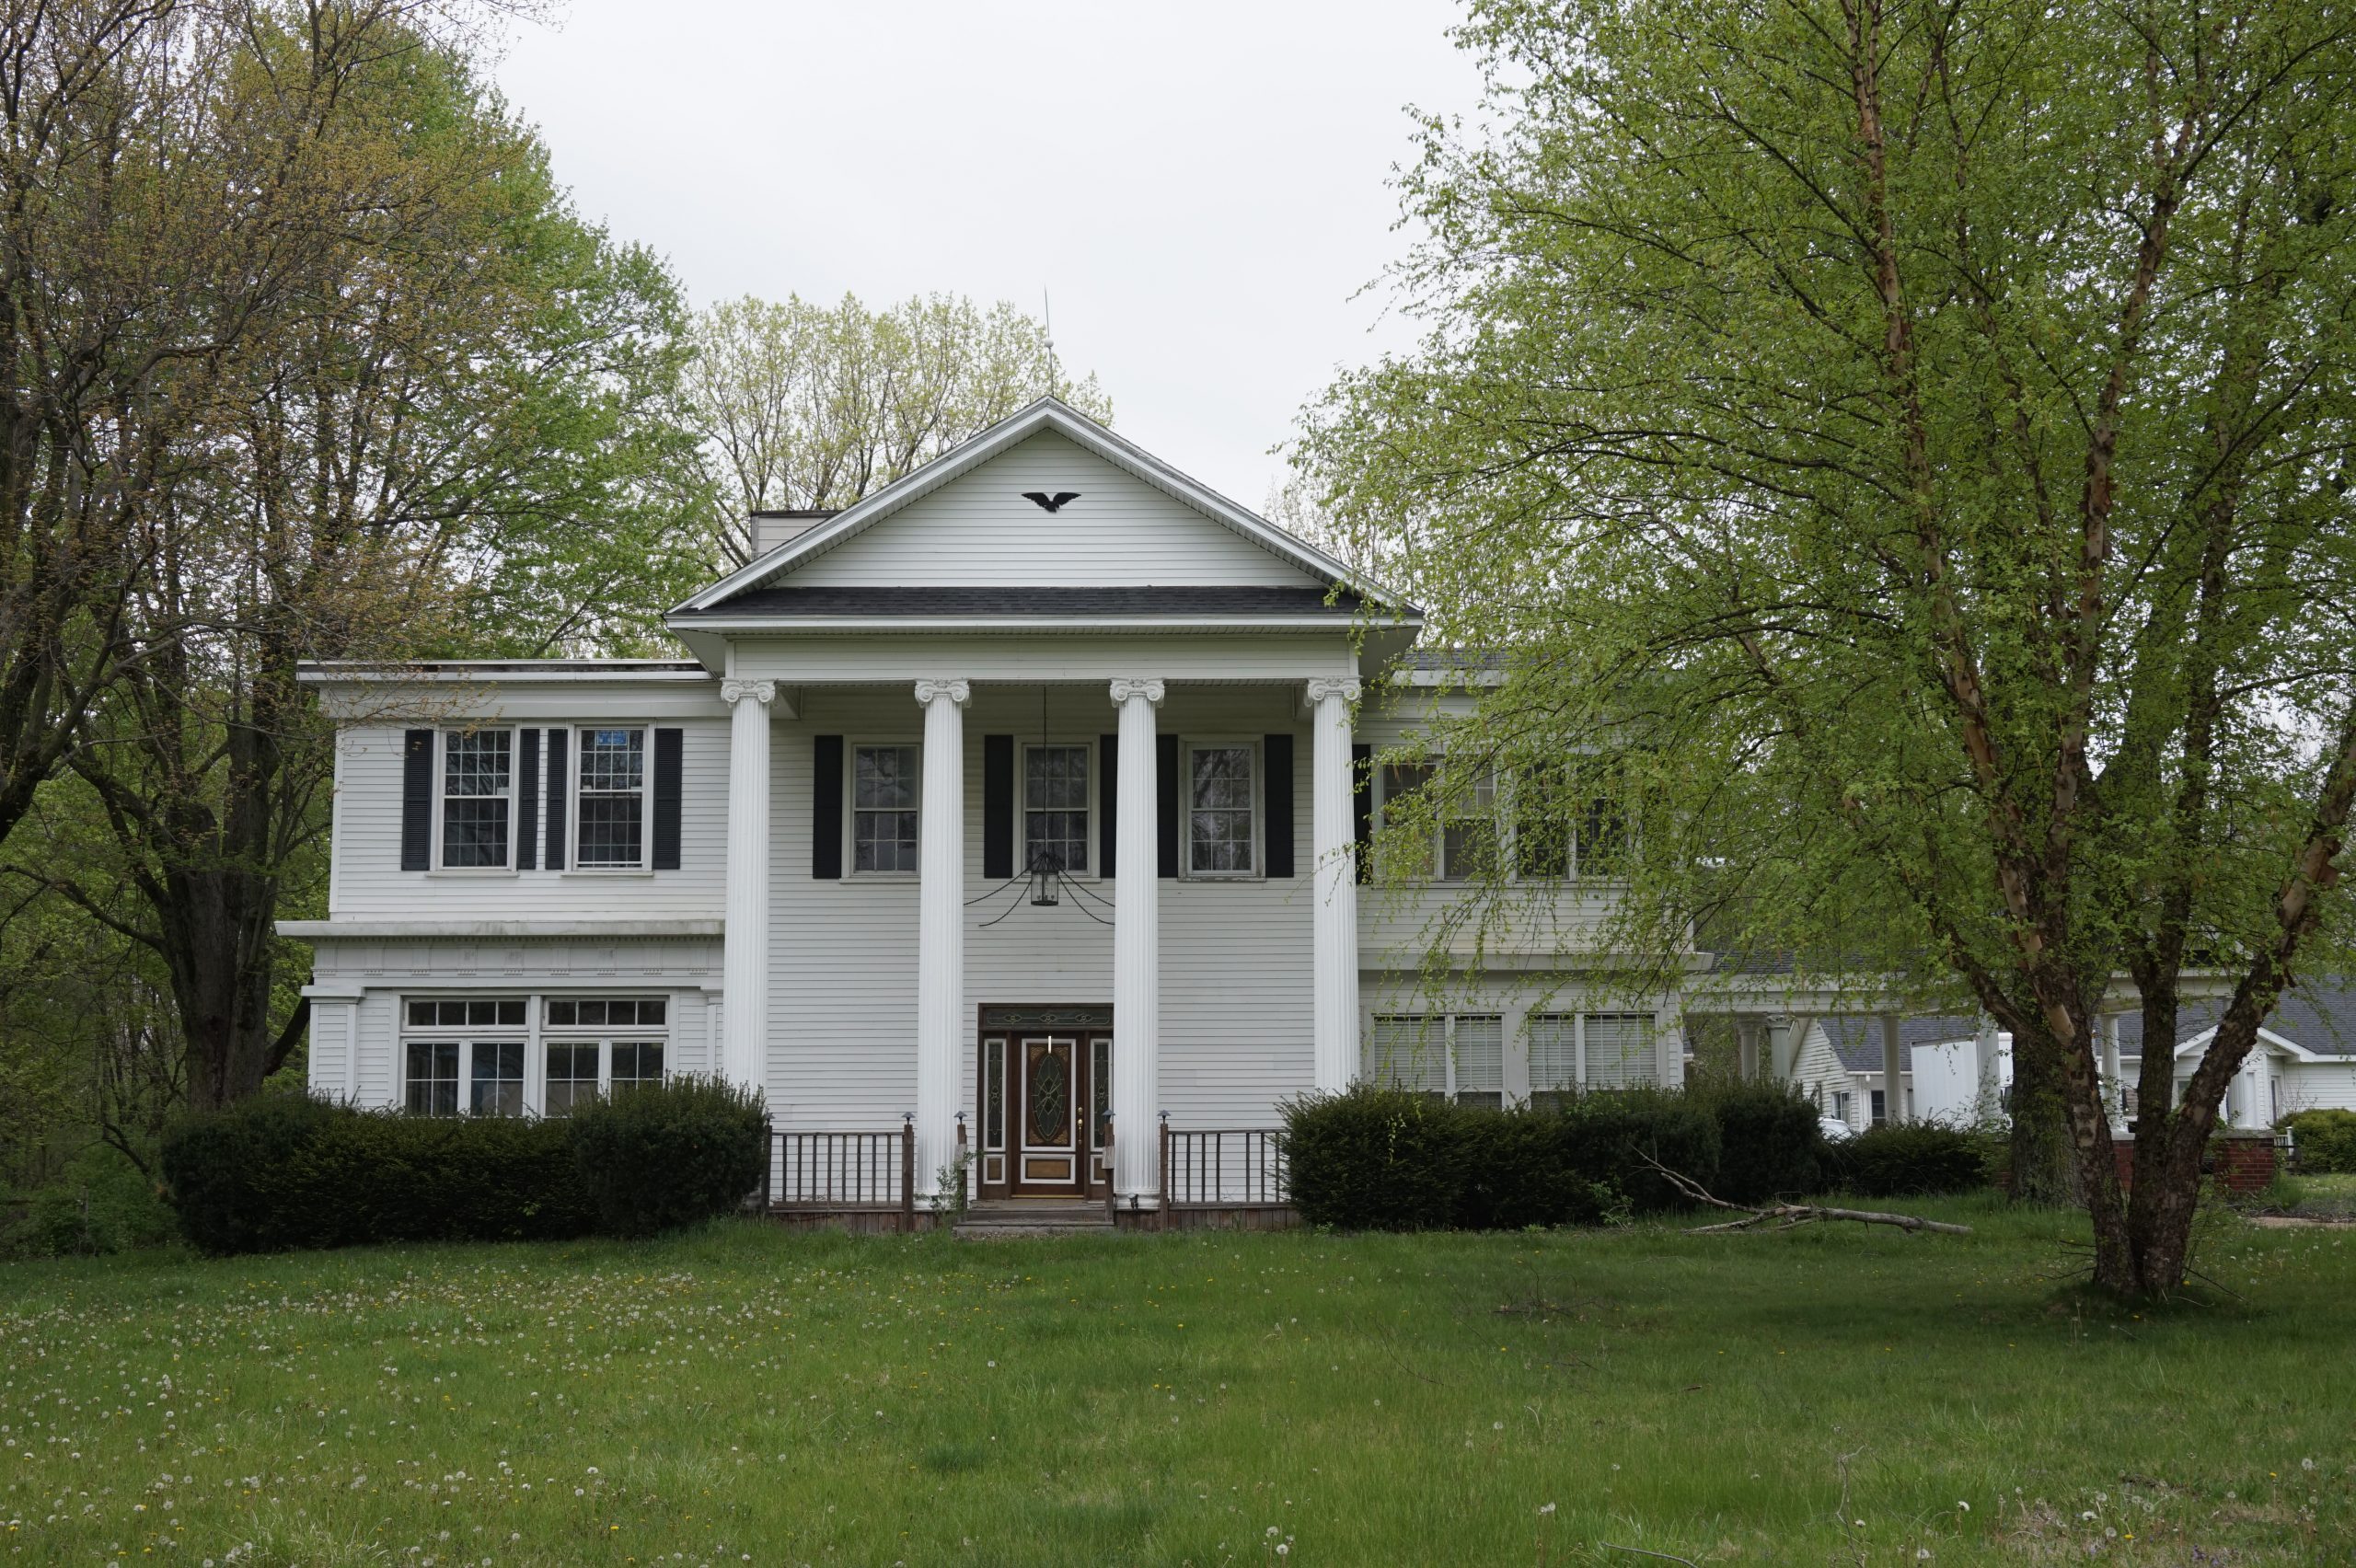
3, 1201, 2351, 1566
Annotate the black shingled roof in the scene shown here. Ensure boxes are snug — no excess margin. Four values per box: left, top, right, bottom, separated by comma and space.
676, 585, 1365, 620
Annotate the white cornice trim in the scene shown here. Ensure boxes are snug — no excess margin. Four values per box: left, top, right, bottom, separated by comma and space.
674, 398, 1414, 614
299, 662, 713, 687
278, 919, 723, 940
668, 614, 1412, 635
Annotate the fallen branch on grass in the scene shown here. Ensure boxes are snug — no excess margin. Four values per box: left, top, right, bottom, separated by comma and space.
1639, 1156, 1970, 1236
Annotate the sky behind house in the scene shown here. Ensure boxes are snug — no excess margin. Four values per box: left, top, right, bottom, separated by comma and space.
493, 0, 1484, 511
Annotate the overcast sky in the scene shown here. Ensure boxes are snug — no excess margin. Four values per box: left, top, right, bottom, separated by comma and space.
491, 0, 1484, 510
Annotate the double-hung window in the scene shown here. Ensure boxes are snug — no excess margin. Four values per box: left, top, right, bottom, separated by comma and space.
1365, 1014, 1503, 1108
1439, 770, 1499, 882
852, 744, 919, 872
1380, 758, 1500, 881
401, 997, 526, 1115
1528, 1011, 1660, 1101
1379, 761, 1434, 877
440, 730, 514, 869
541, 996, 669, 1114
1186, 743, 1257, 876
576, 727, 647, 869
1024, 744, 1090, 873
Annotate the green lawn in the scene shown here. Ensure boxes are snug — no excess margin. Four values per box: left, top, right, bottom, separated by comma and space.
3, 1202, 2350, 1566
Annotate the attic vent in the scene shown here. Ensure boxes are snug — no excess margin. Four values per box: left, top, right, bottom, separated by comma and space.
750, 508, 839, 556
1022, 490, 1080, 513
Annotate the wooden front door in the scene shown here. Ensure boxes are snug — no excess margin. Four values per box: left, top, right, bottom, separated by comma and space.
978, 1018, 1111, 1197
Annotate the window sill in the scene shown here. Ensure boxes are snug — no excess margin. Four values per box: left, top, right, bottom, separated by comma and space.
562, 867, 655, 879
425, 869, 519, 880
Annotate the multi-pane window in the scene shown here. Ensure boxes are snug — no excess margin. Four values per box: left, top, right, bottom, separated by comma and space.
544, 1043, 600, 1116
1187, 744, 1256, 875
852, 744, 919, 872
1439, 771, 1499, 882
1365, 1014, 1502, 1105
1515, 765, 1573, 880
441, 730, 514, 869
1380, 762, 1434, 877
1024, 744, 1090, 873
401, 997, 526, 1116
470, 1042, 525, 1116
576, 727, 647, 869
1529, 1011, 1660, 1101
540, 996, 669, 1114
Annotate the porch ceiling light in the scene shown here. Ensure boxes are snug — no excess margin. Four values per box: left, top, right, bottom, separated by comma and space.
1028, 849, 1063, 907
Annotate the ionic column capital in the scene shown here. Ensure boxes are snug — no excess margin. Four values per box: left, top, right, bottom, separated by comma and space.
1108, 677, 1165, 707
1305, 676, 1362, 705
913, 678, 972, 707
721, 678, 777, 707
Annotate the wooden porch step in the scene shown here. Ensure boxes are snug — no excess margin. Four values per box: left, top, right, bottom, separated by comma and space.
952, 1199, 1117, 1239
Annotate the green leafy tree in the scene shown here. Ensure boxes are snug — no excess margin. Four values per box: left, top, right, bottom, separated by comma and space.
685, 292, 1112, 564
1302, 0, 2356, 1295
15, 8, 700, 1111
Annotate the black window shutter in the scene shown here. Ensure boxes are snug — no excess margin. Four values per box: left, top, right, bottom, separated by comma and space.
1264, 734, 1295, 877
1099, 732, 1118, 877
652, 728, 684, 870
399, 730, 433, 871
517, 729, 541, 870
982, 734, 1014, 879
812, 734, 844, 879
1156, 732, 1179, 879
544, 728, 568, 871
1352, 743, 1373, 883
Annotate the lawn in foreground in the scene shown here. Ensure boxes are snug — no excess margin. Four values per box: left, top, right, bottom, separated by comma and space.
2, 1200, 2350, 1565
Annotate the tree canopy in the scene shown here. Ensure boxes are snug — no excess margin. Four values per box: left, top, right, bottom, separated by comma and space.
1300, 0, 2356, 1295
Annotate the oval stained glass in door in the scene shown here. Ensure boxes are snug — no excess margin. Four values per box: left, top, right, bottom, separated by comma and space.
1025, 1038, 1073, 1147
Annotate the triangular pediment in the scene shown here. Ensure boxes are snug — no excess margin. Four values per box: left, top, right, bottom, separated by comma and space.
676, 398, 1407, 617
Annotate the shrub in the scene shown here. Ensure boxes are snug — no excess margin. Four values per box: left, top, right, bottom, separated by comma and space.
569, 1076, 768, 1237
1283, 1083, 1722, 1231
1282, 1087, 1465, 1231
1831, 1123, 1993, 1197
2284, 1108, 2356, 1174
161, 1096, 595, 1256
1692, 1079, 1829, 1203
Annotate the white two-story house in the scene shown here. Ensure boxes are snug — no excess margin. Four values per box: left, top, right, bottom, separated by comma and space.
286, 398, 1687, 1222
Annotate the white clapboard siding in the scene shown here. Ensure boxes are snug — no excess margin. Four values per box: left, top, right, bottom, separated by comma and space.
761, 685, 1316, 1133
329, 721, 730, 921
783, 431, 1320, 589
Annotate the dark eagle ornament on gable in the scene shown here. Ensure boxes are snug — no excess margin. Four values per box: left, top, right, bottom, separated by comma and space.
1022, 490, 1080, 513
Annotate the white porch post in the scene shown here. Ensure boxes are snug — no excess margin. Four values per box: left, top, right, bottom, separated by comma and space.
2102, 1013, 2125, 1124
1880, 1012, 1906, 1123
914, 678, 971, 1199
1307, 676, 1361, 1093
721, 678, 776, 1095
1737, 1019, 1761, 1083
1110, 677, 1164, 1201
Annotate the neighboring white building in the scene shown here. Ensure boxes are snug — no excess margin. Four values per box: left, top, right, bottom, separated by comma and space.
286, 399, 1689, 1216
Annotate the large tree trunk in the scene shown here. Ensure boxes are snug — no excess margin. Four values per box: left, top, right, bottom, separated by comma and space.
2007, 1032, 2079, 1205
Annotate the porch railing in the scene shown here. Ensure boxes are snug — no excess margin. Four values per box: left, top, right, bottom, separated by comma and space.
1157, 1117, 1288, 1223
761, 1117, 917, 1231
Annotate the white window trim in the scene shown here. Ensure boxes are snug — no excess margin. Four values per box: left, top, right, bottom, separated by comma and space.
540, 995, 673, 1113
845, 736, 923, 881
430, 727, 519, 876
571, 722, 653, 875
398, 996, 531, 1116
1180, 736, 1263, 881
1368, 1012, 1501, 1104
1019, 738, 1100, 882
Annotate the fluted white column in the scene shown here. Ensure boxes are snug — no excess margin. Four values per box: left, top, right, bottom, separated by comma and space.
2102, 1013, 2125, 1124
721, 678, 776, 1096
1110, 677, 1164, 1201
1880, 1012, 1906, 1123
1307, 676, 1361, 1092
914, 678, 971, 1199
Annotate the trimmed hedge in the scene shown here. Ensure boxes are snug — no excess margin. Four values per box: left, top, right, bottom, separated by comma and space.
1691, 1079, 1829, 1203
160, 1078, 765, 1256
570, 1076, 768, 1237
2284, 1108, 2356, 1173
1830, 1123, 1993, 1197
1283, 1085, 1720, 1231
